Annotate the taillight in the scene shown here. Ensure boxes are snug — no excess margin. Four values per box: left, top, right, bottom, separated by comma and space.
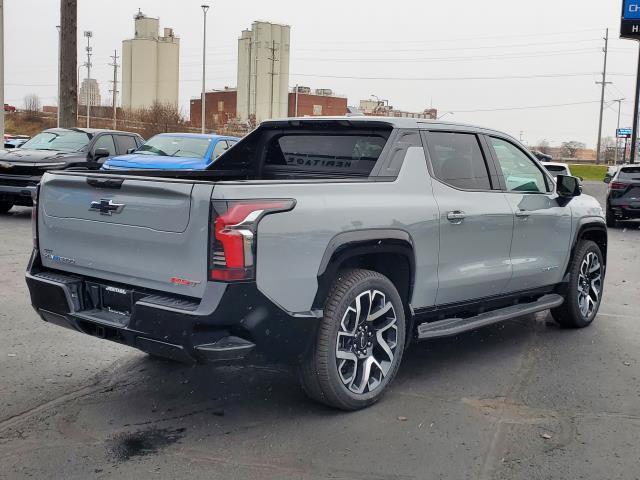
209, 199, 295, 282
31, 185, 40, 249
609, 181, 627, 190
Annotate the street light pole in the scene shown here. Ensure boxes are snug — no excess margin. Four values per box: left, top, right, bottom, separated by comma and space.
613, 98, 625, 166
201, 4, 209, 134
0, 0, 4, 142
84, 31, 92, 129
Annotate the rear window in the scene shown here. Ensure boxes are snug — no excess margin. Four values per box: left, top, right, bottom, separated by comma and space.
264, 135, 387, 176
544, 165, 568, 174
618, 167, 640, 180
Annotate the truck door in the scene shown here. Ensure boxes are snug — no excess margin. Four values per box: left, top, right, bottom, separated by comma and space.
423, 131, 514, 305
486, 136, 571, 291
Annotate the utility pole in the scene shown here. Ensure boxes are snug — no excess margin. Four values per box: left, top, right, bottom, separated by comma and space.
200, 4, 209, 134
83, 31, 92, 128
109, 50, 119, 130
56, 25, 61, 127
613, 98, 625, 166
59, 0, 77, 128
268, 40, 279, 119
631, 44, 640, 165
596, 28, 611, 165
0, 0, 4, 142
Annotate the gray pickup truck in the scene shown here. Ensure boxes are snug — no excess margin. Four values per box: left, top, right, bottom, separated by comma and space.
26, 117, 607, 410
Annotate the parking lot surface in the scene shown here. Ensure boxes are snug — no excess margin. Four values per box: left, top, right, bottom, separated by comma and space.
1, 181, 639, 479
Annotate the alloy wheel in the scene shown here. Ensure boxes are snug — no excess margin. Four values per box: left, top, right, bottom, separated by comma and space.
577, 251, 602, 318
335, 289, 398, 395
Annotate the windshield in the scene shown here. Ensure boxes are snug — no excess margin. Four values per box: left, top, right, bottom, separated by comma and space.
135, 135, 212, 158
618, 167, 640, 180
21, 130, 91, 152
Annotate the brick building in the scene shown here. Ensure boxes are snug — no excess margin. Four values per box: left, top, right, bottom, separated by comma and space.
189, 88, 238, 130
190, 87, 348, 129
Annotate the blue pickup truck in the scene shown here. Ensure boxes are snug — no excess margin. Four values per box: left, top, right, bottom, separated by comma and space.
102, 133, 240, 170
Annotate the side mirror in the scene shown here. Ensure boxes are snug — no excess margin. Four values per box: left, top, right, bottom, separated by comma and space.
126, 148, 136, 154
603, 176, 612, 184
92, 148, 110, 162
556, 175, 581, 198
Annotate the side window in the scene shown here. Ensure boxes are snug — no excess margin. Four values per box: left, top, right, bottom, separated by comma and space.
490, 137, 548, 193
211, 140, 229, 160
92, 135, 116, 156
426, 132, 491, 190
115, 135, 138, 155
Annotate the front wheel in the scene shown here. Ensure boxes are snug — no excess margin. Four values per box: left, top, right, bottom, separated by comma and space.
299, 269, 406, 410
552, 240, 604, 328
0, 202, 13, 214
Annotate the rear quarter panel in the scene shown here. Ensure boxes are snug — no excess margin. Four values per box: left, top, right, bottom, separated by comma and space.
212, 147, 440, 314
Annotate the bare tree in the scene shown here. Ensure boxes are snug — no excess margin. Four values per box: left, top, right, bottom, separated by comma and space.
560, 141, 586, 159
536, 139, 551, 155
23, 93, 41, 120
124, 102, 187, 138
59, 0, 77, 127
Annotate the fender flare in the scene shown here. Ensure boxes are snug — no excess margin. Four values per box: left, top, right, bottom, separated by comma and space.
314, 229, 416, 310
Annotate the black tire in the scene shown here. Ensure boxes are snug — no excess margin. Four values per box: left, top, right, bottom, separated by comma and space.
551, 240, 604, 328
299, 268, 406, 410
0, 201, 13, 214
606, 205, 617, 229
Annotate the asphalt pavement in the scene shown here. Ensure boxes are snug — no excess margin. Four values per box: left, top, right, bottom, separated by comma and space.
1, 181, 639, 480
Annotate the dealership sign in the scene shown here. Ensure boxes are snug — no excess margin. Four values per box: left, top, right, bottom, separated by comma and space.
617, 128, 633, 138
621, 0, 640, 38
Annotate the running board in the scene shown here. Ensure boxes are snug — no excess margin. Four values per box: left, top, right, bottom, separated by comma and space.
417, 294, 564, 340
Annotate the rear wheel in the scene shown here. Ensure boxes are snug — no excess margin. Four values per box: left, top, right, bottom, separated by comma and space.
299, 269, 406, 410
0, 202, 13, 214
552, 240, 604, 328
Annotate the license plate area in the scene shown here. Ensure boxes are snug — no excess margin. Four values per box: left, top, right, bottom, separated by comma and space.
84, 281, 134, 324
101, 285, 133, 317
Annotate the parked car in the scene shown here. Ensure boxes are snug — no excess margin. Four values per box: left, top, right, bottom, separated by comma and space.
4, 103, 16, 113
0, 128, 144, 214
541, 161, 572, 179
26, 117, 607, 410
3, 134, 30, 149
102, 133, 240, 171
604, 164, 640, 227
532, 150, 552, 162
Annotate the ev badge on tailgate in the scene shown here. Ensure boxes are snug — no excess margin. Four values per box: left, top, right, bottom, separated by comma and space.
89, 198, 125, 216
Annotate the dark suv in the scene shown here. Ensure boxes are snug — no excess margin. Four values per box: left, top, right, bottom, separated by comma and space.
605, 165, 640, 227
0, 128, 144, 214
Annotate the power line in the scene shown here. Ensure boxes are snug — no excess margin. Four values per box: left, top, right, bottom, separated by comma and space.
294, 48, 599, 63
448, 100, 601, 114
290, 72, 600, 81
295, 38, 602, 54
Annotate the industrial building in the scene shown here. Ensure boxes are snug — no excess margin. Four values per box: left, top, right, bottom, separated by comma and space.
359, 99, 438, 119
190, 88, 238, 129
121, 11, 180, 110
236, 21, 290, 123
78, 78, 101, 107
190, 86, 348, 129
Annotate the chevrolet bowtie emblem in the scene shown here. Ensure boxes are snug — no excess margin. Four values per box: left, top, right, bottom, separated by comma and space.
89, 198, 125, 215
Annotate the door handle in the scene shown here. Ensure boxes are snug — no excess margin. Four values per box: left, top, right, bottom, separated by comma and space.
447, 211, 466, 224
515, 210, 530, 219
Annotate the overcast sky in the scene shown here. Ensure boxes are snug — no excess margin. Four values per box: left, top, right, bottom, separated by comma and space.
4, 0, 639, 147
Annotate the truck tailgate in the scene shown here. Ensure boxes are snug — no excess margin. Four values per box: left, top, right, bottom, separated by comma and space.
37, 173, 213, 298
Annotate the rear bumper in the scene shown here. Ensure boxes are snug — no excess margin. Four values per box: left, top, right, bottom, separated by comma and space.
608, 200, 640, 219
0, 175, 39, 206
25, 251, 319, 365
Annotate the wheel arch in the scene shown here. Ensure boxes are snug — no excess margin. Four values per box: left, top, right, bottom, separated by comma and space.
561, 219, 608, 284
313, 230, 416, 318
